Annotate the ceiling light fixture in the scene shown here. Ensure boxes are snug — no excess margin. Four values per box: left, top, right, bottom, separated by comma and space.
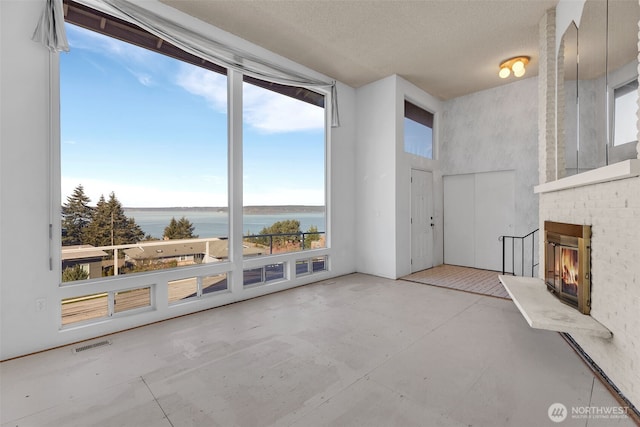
498, 56, 530, 79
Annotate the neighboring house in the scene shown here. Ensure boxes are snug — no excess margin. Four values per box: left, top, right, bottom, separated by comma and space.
61, 245, 108, 279
123, 239, 264, 267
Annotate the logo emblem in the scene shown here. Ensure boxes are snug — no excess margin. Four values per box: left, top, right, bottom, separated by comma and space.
548, 403, 568, 423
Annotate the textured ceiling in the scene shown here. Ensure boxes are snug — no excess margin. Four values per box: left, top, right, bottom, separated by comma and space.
159, 0, 634, 100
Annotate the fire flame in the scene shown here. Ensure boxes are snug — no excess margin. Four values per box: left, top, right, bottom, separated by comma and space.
561, 247, 579, 296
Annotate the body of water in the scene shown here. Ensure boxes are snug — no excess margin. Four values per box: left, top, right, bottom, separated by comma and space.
125, 209, 325, 239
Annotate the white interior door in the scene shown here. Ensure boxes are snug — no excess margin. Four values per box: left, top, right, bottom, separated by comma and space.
411, 169, 434, 272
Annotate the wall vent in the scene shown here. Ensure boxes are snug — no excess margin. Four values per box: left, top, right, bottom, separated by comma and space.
73, 340, 111, 353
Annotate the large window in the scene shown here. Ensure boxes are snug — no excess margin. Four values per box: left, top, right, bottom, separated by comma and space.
404, 100, 434, 159
59, 0, 328, 314
61, 3, 229, 286
241, 79, 326, 259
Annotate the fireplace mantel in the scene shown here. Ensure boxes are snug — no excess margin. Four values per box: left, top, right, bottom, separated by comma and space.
499, 275, 612, 339
534, 159, 640, 194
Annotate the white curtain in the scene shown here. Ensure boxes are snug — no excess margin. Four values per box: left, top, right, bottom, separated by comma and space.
32, 0, 69, 52
32, 0, 340, 127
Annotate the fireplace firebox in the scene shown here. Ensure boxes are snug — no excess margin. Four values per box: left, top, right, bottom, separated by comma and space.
544, 221, 591, 314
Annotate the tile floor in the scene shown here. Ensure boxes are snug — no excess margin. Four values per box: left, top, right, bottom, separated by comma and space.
402, 264, 510, 299
0, 273, 635, 427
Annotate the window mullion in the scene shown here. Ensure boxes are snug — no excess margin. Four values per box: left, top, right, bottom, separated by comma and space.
228, 69, 244, 294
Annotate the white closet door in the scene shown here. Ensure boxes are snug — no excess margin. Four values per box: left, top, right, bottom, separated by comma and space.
443, 174, 475, 267
474, 171, 515, 271
444, 171, 515, 271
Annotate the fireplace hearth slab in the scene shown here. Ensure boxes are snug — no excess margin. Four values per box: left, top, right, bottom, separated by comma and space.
498, 275, 612, 339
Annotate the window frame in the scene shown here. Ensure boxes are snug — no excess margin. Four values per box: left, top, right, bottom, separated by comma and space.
611, 78, 639, 147
403, 99, 434, 159
606, 62, 639, 164
58, 21, 232, 282
54, 0, 332, 326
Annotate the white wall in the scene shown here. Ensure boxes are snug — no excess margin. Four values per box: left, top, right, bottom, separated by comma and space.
355, 75, 443, 279
329, 81, 358, 275
440, 77, 540, 236
354, 66, 536, 280
0, 0, 357, 360
1, 0, 59, 360
395, 77, 443, 277
355, 76, 398, 278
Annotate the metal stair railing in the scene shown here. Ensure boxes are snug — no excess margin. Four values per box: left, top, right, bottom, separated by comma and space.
500, 228, 539, 277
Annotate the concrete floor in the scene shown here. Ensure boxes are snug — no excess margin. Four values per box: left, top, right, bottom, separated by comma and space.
0, 273, 634, 427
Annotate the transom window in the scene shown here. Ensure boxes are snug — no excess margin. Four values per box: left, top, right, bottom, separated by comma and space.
404, 100, 434, 159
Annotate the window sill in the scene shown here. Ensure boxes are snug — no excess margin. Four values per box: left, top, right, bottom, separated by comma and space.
498, 275, 612, 339
534, 159, 640, 194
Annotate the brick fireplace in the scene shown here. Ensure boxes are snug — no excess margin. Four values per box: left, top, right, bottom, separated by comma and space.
537, 173, 640, 413
533, 2, 640, 412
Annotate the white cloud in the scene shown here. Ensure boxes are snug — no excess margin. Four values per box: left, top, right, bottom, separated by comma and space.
175, 64, 324, 133
67, 24, 152, 64
69, 24, 324, 134
128, 69, 154, 87
67, 24, 159, 88
175, 64, 227, 112
243, 83, 324, 133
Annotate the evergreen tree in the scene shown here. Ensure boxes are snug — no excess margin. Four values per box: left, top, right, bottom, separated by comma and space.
177, 216, 197, 238
163, 217, 179, 239
303, 225, 321, 249
83, 192, 145, 247
163, 216, 198, 239
61, 184, 93, 246
257, 219, 301, 247
82, 195, 110, 247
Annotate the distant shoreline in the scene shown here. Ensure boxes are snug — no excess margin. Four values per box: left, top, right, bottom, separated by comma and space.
124, 205, 325, 214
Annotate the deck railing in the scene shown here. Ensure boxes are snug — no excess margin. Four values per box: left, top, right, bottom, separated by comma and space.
61, 231, 325, 280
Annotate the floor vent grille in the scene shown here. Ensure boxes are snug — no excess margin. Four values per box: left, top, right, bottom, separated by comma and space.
73, 340, 111, 353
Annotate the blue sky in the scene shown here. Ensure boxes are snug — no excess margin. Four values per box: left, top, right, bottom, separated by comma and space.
61, 24, 325, 208
404, 118, 433, 159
